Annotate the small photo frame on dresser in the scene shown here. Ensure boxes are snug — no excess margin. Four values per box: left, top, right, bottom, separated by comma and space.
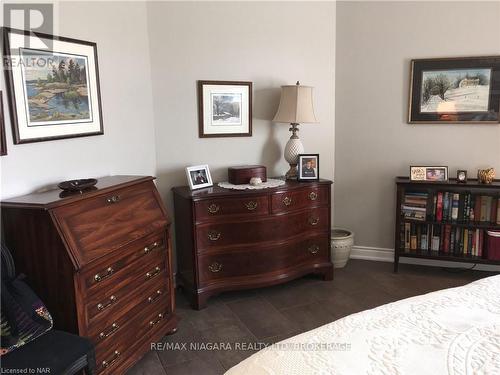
298, 154, 319, 181
186, 165, 213, 190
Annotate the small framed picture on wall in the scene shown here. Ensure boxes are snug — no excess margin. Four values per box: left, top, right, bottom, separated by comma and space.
186, 165, 213, 190
197, 80, 252, 138
298, 154, 319, 181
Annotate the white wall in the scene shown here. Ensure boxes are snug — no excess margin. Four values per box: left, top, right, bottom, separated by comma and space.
147, 1, 336, 222
0, 1, 157, 199
335, 2, 500, 255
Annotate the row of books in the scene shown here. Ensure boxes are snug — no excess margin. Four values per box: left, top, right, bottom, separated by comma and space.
402, 223, 485, 257
402, 191, 500, 224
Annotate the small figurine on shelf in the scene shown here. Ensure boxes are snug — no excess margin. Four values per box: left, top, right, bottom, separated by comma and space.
478, 168, 495, 184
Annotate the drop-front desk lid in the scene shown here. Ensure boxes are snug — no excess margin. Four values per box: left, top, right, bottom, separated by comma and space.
1, 175, 155, 209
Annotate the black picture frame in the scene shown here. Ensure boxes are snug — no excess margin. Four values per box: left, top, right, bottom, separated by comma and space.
408, 56, 500, 124
2, 27, 104, 144
457, 170, 468, 183
297, 154, 319, 182
0, 91, 7, 156
197, 80, 252, 138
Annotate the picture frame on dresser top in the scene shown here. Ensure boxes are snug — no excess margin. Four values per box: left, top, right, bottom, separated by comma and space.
298, 154, 319, 181
186, 165, 213, 190
2, 27, 104, 144
408, 56, 500, 124
197, 80, 252, 138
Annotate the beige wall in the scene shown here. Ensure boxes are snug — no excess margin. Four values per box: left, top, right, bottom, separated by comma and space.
335, 2, 500, 252
0, 2, 157, 199
147, 1, 336, 221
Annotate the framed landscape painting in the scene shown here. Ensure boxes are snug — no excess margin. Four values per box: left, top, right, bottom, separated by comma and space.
408, 56, 500, 123
2, 28, 103, 144
198, 80, 252, 138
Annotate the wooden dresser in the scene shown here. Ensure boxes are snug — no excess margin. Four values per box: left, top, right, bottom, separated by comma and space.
1, 176, 177, 374
172, 179, 333, 309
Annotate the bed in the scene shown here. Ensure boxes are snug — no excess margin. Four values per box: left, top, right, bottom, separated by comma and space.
226, 275, 500, 375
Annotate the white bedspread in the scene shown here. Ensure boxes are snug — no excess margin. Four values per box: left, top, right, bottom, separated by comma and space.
226, 275, 500, 375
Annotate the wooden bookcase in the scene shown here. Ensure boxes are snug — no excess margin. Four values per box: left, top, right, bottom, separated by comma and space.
394, 177, 500, 272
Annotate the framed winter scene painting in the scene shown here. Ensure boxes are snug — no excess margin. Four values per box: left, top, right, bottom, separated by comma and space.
198, 80, 252, 138
408, 56, 500, 123
2, 28, 103, 144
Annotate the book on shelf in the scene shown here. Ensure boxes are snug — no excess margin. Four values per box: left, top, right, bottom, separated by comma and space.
403, 190, 499, 224
401, 221, 486, 257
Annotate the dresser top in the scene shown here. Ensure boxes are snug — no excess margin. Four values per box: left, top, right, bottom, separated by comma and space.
2, 175, 154, 209
172, 179, 333, 200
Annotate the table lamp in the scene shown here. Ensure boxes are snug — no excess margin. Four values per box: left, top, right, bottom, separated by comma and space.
273, 81, 318, 179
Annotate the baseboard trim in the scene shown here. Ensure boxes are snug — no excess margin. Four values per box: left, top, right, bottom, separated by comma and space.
350, 246, 500, 272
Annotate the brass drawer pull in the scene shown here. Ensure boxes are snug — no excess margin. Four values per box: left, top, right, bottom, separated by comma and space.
308, 217, 320, 226
208, 203, 220, 214
102, 350, 121, 369
208, 262, 223, 273
309, 191, 318, 201
207, 230, 221, 241
97, 295, 117, 311
143, 240, 161, 254
282, 196, 293, 206
149, 313, 164, 327
99, 322, 119, 340
308, 245, 320, 254
106, 195, 121, 204
245, 201, 258, 211
146, 266, 161, 279
148, 290, 162, 303
94, 267, 114, 283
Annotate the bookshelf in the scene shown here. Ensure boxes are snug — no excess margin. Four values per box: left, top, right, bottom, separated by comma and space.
394, 177, 500, 272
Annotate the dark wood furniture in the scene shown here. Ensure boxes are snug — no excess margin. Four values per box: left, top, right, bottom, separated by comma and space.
1, 176, 177, 374
172, 179, 333, 309
394, 177, 500, 272
2, 330, 96, 375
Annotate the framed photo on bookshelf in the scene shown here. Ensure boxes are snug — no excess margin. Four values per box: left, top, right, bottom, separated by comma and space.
408, 56, 500, 124
410, 166, 448, 182
457, 170, 468, 183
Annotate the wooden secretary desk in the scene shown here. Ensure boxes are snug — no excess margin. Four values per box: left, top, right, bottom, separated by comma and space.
1, 176, 177, 374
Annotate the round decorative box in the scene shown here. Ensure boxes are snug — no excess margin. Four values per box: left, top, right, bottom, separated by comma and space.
331, 228, 354, 268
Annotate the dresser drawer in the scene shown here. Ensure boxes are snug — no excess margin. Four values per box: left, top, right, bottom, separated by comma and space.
95, 298, 170, 374
80, 244, 167, 298
89, 280, 169, 342
86, 271, 169, 335
52, 181, 168, 266
198, 235, 329, 283
271, 186, 329, 213
194, 195, 269, 222
196, 207, 329, 251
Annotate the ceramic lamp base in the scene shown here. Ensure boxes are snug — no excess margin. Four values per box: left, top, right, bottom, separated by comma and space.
284, 124, 304, 180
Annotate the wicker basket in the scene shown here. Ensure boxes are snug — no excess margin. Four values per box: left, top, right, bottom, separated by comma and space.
331, 228, 354, 268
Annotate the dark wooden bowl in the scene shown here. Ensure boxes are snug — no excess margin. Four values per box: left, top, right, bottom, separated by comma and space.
58, 178, 98, 192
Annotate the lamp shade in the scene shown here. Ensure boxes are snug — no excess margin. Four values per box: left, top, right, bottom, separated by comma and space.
273, 83, 318, 124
